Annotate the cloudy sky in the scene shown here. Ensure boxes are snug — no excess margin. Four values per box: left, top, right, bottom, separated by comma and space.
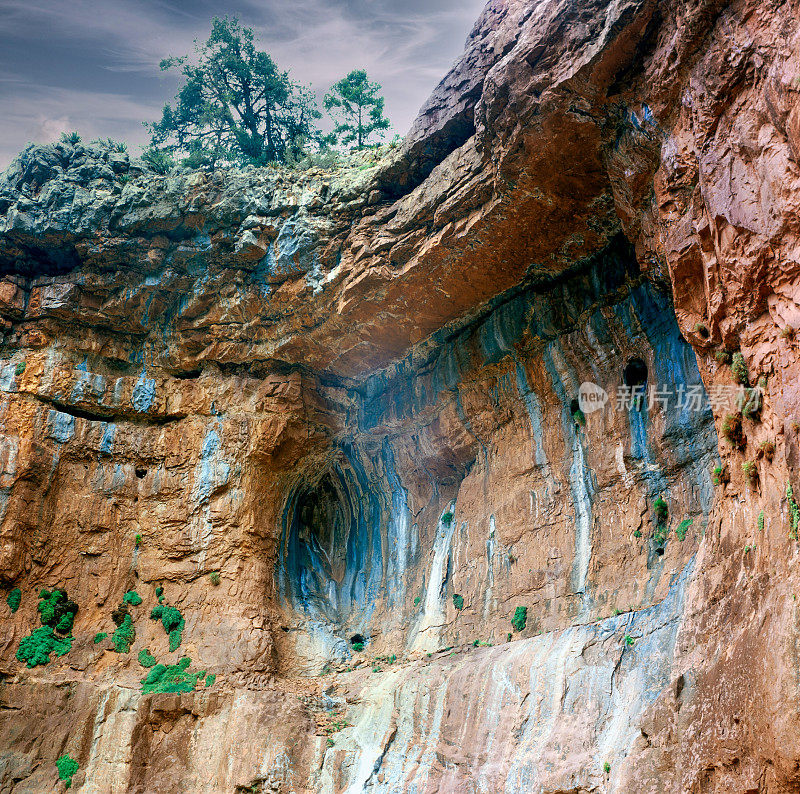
0, 0, 487, 168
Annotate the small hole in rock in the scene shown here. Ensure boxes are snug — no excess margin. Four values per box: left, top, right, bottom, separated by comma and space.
623, 358, 648, 388
135, 468, 147, 479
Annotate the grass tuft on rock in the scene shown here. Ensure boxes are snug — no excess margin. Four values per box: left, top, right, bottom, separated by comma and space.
675, 518, 692, 541
731, 352, 749, 384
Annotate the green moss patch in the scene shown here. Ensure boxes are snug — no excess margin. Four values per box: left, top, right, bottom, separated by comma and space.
16, 627, 72, 667
93, 632, 107, 644
138, 648, 157, 668
56, 754, 79, 788
150, 603, 185, 651
16, 588, 77, 667
653, 496, 668, 525
122, 590, 142, 606
675, 519, 692, 541
511, 606, 528, 632
452, 593, 464, 610
6, 587, 21, 613
112, 614, 135, 653
37, 589, 77, 633
141, 657, 204, 694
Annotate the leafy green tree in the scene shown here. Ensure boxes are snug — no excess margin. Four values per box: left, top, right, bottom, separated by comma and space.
324, 69, 390, 148
145, 17, 320, 166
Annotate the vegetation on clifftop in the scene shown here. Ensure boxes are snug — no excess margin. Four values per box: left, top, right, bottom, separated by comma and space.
144, 17, 390, 170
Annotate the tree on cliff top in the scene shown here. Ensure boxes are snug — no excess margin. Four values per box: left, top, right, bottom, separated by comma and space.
324, 69, 390, 148
145, 17, 320, 166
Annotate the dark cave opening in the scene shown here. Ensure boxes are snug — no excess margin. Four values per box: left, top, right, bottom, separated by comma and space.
623, 357, 648, 388
294, 473, 350, 583
277, 451, 383, 626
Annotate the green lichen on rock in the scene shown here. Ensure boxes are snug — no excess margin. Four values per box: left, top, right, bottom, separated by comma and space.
56, 754, 79, 789
511, 606, 528, 632
112, 613, 135, 653
141, 657, 204, 694
93, 632, 107, 644
16, 627, 72, 667
138, 648, 157, 668
6, 587, 21, 612
122, 590, 142, 606
150, 603, 185, 651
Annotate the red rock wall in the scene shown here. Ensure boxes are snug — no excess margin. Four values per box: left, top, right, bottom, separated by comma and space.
1, 0, 799, 791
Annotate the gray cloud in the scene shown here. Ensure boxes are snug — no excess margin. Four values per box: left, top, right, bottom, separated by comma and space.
0, 0, 486, 168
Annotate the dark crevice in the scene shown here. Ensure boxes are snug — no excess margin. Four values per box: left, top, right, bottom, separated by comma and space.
0, 241, 81, 278
33, 396, 186, 426
375, 113, 476, 201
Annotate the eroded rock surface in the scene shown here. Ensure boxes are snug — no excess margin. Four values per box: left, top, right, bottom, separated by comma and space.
1, 0, 800, 791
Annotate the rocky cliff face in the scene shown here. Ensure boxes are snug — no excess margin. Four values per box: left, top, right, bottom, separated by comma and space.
1, 0, 800, 791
